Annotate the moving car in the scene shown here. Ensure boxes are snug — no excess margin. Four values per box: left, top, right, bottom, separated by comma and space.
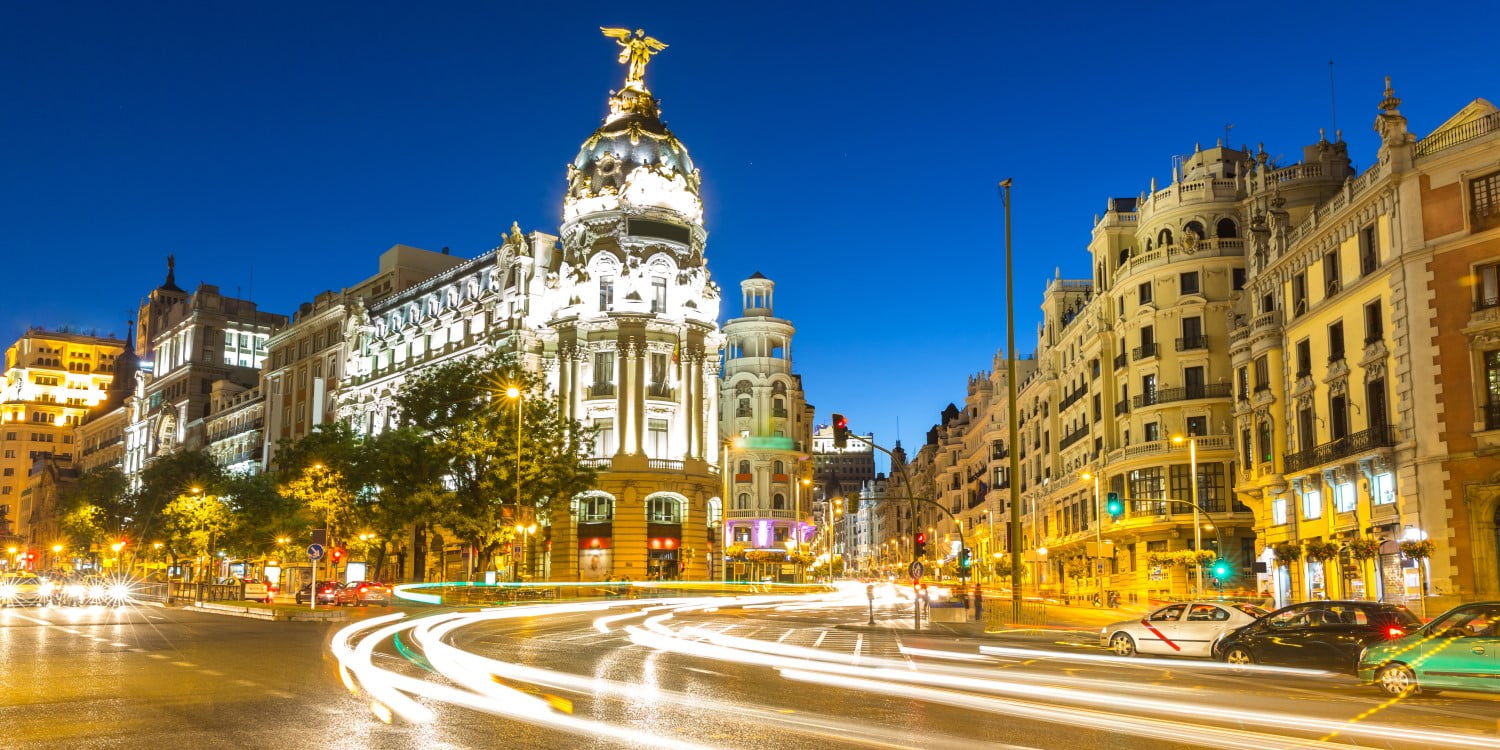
240, 578, 274, 603
334, 581, 390, 606
295, 580, 342, 605
1101, 601, 1268, 657
1217, 600, 1420, 673
1359, 601, 1500, 696
0, 573, 48, 606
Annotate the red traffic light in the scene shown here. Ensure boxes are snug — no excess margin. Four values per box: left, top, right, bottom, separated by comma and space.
332, 547, 345, 562
915, 533, 926, 544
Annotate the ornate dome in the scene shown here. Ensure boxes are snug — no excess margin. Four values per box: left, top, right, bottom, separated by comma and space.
564, 90, 703, 223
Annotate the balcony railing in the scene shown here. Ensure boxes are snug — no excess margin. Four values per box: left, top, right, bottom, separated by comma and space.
647, 458, 684, 471
1136, 383, 1232, 407
1283, 424, 1395, 472
208, 417, 264, 445
1475, 296, 1500, 312
580, 457, 613, 470
1175, 335, 1209, 351
1113, 353, 1127, 370
1114, 399, 1129, 416
645, 383, 676, 400
586, 383, 615, 399
1058, 425, 1089, 450
1133, 342, 1158, 360
1059, 387, 1087, 411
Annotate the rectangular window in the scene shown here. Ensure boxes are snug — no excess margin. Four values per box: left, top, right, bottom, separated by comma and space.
598, 278, 614, 311
1237, 367, 1249, 400
1335, 483, 1356, 513
651, 278, 667, 313
1253, 355, 1270, 392
1186, 415, 1207, 437
1372, 472, 1396, 505
1184, 365, 1205, 397
1297, 406, 1315, 451
1323, 250, 1341, 298
593, 352, 614, 386
1232, 267, 1246, 291
1302, 487, 1323, 519
1240, 428, 1252, 469
1296, 339, 1311, 377
1180, 271, 1200, 295
1364, 300, 1383, 343
1330, 394, 1349, 440
1129, 468, 1163, 509
1179, 316, 1203, 350
1359, 224, 1378, 275
1272, 497, 1288, 525
1291, 273, 1308, 317
594, 418, 614, 458
647, 419, 669, 459
1471, 169, 1500, 231
1138, 282, 1153, 305
1367, 377, 1389, 428
1328, 320, 1345, 362
1144, 422, 1160, 442
1476, 263, 1499, 311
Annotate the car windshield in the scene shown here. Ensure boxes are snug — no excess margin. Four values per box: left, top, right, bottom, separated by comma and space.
1231, 603, 1269, 619
1427, 604, 1500, 637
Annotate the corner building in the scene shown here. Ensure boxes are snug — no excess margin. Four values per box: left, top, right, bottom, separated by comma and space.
339, 62, 725, 582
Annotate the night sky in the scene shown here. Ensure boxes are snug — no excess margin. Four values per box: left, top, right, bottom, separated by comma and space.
4, 2, 1496, 471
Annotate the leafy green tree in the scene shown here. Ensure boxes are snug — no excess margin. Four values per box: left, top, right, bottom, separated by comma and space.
57, 467, 130, 551
280, 463, 358, 547
132, 451, 224, 546
359, 425, 444, 579
395, 352, 595, 578
220, 472, 306, 560
160, 488, 232, 581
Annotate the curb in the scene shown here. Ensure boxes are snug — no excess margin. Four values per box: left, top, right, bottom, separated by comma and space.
190, 601, 348, 623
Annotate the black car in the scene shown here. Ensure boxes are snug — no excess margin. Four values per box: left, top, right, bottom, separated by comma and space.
1216, 600, 1421, 673
295, 580, 342, 605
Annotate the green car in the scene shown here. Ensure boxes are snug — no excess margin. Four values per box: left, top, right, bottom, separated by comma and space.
1359, 601, 1500, 696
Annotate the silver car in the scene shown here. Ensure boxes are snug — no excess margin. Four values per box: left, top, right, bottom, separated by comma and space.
1100, 601, 1268, 658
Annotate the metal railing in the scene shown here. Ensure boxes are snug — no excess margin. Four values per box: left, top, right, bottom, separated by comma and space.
587, 383, 615, 399
1114, 399, 1129, 416
645, 383, 676, 399
1057, 425, 1090, 450
1283, 424, 1395, 471
1059, 387, 1087, 410
1134, 383, 1231, 407
1133, 342, 1158, 360
1175, 335, 1209, 351
1113, 353, 1127, 370
1415, 109, 1500, 157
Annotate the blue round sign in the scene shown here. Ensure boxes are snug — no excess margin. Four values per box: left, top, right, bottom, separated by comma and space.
307, 543, 325, 561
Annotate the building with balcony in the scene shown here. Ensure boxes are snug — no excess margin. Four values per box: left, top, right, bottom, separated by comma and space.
262, 245, 464, 470
123, 258, 285, 484
203, 381, 265, 475
1231, 81, 1500, 610
1, 327, 127, 547
720, 273, 815, 579
337, 53, 726, 583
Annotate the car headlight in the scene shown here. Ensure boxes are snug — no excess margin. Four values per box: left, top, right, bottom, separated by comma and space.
41, 582, 55, 595
0, 584, 15, 599
108, 585, 130, 600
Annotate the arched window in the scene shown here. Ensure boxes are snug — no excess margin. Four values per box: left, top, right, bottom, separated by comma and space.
707, 497, 723, 524
1157, 228, 1173, 247
772, 493, 786, 510
1216, 218, 1238, 238
1118, 248, 1130, 267
736, 492, 750, 510
773, 397, 785, 416
647, 495, 683, 523
1184, 221, 1205, 240
737, 460, 751, 475
772, 381, 787, 395
773, 460, 785, 475
736, 381, 752, 395
581, 494, 613, 522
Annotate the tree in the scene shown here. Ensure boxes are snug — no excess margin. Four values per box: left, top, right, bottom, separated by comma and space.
57, 467, 130, 551
395, 352, 595, 578
132, 451, 224, 547
280, 463, 357, 547
359, 426, 445, 579
160, 489, 232, 581
220, 472, 305, 560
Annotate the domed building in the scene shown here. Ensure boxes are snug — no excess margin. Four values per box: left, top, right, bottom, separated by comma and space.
338, 32, 727, 582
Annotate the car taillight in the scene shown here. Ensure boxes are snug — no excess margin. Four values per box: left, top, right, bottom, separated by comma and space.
1386, 626, 1405, 638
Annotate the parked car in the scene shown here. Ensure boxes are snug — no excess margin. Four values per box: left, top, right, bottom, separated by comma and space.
1101, 601, 1268, 658
1217, 600, 1421, 673
1359, 601, 1500, 696
0, 573, 48, 606
295, 581, 342, 605
239, 578, 274, 603
334, 581, 391, 606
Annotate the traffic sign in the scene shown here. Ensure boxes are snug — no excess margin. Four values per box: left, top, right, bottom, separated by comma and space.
307, 543, 325, 561
908, 561, 925, 579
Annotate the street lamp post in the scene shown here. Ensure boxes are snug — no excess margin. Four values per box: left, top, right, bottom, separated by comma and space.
506, 386, 524, 582
1172, 435, 1203, 598
999, 178, 1023, 623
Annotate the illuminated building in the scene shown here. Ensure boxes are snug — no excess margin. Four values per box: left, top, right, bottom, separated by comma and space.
1233, 81, 1500, 609
123, 258, 285, 482
262, 244, 463, 470
338, 34, 725, 582
720, 273, 814, 579
0, 327, 126, 548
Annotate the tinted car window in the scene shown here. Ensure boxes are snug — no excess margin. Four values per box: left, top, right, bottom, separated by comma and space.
1428, 605, 1500, 637
1187, 604, 1230, 622
1319, 604, 1368, 626
1150, 604, 1187, 622
1367, 606, 1421, 628
1266, 604, 1319, 629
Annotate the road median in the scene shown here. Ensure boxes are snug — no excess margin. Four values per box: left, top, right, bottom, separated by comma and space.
191, 600, 348, 622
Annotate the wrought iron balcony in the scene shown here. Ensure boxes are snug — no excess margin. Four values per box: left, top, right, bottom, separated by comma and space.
586, 383, 615, 399
1175, 335, 1209, 351
1133, 342, 1158, 360
1133, 383, 1232, 407
1113, 353, 1127, 370
1283, 424, 1395, 472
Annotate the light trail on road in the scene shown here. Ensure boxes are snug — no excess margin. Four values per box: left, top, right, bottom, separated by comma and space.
329, 592, 1500, 749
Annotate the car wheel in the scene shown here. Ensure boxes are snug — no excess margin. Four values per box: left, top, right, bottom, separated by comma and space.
1223, 646, 1254, 670
1109, 633, 1136, 657
1376, 664, 1418, 697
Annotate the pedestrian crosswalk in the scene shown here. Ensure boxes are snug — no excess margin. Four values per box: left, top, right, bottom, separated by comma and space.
693, 620, 908, 661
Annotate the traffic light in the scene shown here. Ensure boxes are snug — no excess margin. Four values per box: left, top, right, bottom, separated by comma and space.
914, 532, 927, 558
1210, 558, 1231, 579
832, 413, 849, 448
959, 547, 972, 573
332, 547, 345, 565
1105, 492, 1124, 518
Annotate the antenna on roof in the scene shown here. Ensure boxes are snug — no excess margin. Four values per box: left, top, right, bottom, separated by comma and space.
1328, 59, 1339, 138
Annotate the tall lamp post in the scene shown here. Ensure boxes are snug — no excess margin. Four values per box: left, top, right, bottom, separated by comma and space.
506, 385, 524, 581
999, 178, 1023, 623
1172, 434, 1203, 597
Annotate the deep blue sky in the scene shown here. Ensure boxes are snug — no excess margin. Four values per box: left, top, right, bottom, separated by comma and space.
4, 2, 1496, 472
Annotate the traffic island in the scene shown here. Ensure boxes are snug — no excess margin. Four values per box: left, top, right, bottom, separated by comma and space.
192, 600, 348, 622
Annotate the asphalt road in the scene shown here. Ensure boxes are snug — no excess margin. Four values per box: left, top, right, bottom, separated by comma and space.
3, 594, 1498, 749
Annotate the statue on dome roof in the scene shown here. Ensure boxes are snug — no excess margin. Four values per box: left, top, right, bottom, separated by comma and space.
601, 27, 667, 93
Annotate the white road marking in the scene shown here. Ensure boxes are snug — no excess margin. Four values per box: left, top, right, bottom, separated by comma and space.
813, 630, 827, 647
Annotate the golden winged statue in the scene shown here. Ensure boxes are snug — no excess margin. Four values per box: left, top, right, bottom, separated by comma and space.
601, 27, 667, 92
